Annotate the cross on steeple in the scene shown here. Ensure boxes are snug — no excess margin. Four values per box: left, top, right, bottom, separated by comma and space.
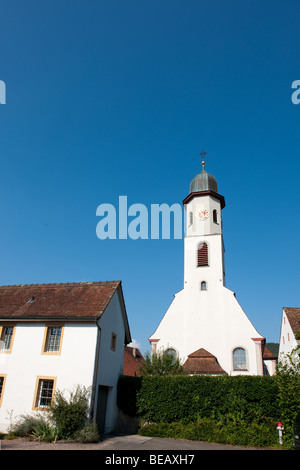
199, 150, 207, 170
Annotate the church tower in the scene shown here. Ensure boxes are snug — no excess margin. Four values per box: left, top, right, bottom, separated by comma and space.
149, 154, 268, 376
183, 154, 226, 294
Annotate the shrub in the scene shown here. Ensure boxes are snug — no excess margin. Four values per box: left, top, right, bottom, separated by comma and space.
139, 417, 279, 448
9, 413, 51, 438
10, 385, 93, 442
140, 350, 186, 376
50, 385, 91, 439
73, 423, 100, 443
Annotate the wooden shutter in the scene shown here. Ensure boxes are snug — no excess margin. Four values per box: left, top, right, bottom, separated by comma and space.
198, 242, 208, 266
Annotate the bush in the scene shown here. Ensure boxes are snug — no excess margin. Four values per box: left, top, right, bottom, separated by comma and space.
74, 423, 100, 443
139, 417, 279, 448
10, 385, 94, 442
50, 385, 91, 439
9, 413, 51, 438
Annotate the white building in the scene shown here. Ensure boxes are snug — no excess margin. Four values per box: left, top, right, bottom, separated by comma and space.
0, 281, 131, 434
279, 307, 300, 360
149, 159, 275, 376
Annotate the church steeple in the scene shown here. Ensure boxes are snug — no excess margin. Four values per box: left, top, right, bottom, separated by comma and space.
183, 153, 226, 289
188, 151, 220, 197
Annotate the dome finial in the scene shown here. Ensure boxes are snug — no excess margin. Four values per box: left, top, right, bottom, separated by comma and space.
199, 150, 207, 171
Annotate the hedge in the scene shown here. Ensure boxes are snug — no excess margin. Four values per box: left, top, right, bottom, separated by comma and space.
117, 374, 298, 448
135, 375, 280, 424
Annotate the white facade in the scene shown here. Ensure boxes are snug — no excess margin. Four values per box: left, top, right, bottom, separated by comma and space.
0, 282, 131, 434
278, 307, 300, 360
149, 165, 268, 375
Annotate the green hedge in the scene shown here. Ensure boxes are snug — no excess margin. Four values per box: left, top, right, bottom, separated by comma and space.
138, 418, 279, 448
117, 374, 299, 448
136, 375, 280, 423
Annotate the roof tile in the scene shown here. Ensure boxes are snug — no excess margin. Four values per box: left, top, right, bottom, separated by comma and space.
0, 281, 121, 320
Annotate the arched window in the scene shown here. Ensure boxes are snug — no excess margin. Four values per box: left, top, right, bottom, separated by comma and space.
165, 348, 177, 359
189, 212, 193, 226
213, 209, 218, 224
197, 242, 208, 266
233, 347, 247, 370
201, 281, 207, 291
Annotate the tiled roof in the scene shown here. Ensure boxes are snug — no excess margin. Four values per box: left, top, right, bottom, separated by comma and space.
263, 346, 277, 360
0, 281, 122, 320
183, 348, 227, 375
123, 346, 145, 377
284, 308, 300, 337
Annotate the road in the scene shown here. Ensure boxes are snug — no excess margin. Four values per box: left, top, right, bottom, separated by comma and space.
1, 433, 276, 451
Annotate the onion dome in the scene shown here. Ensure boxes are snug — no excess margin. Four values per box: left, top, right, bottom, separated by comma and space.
189, 160, 218, 194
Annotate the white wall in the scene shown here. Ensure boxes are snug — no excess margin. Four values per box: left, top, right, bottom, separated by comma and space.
95, 290, 126, 433
279, 309, 299, 359
150, 284, 264, 375
0, 322, 98, 433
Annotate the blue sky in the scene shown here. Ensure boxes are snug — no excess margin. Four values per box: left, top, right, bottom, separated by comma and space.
1, 0, 300, 353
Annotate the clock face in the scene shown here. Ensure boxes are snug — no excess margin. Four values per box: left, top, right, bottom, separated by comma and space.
196, 209, 209, 221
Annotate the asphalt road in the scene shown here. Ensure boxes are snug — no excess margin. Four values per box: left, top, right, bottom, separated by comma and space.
0, 433, 275, 451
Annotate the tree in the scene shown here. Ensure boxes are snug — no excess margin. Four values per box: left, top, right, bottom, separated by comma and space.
275, 348, 300, 448
140, 350, 186, 376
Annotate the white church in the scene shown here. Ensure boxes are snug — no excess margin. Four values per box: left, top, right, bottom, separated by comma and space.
149, 157, 276, 376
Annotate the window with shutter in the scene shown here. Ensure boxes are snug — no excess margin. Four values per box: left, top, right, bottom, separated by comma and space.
197, 242, 208, 266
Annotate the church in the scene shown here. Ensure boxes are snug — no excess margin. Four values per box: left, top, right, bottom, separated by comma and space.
149, 156, 276, 376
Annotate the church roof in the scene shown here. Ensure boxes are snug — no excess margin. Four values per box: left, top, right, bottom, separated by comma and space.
189, 168, 218, 194
183, 161, 225, 208
183, 348, 227, 375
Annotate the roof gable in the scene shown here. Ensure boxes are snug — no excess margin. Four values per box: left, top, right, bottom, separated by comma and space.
0, 281, 121, 321
284, 308, 300, 337
183, 348, 227, 375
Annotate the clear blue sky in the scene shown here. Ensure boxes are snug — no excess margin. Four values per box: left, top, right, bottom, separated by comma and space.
1, 0, 300, 352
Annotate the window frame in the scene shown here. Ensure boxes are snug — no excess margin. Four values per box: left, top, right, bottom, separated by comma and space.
42, 324, 64, 355
232, 347, 248, 371
213, 209, 218, 224
0, 374, 7, 408
197, 242, 209, 267
165, 348, 177, 359
111, 332, 117, 352
32, 376, 57, 410
0, 325, 16, 354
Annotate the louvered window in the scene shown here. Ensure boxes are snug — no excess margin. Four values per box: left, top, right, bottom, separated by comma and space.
197, 242, 208, 266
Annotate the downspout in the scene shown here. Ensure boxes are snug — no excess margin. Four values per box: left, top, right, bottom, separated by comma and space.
90, 322, 101, 421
